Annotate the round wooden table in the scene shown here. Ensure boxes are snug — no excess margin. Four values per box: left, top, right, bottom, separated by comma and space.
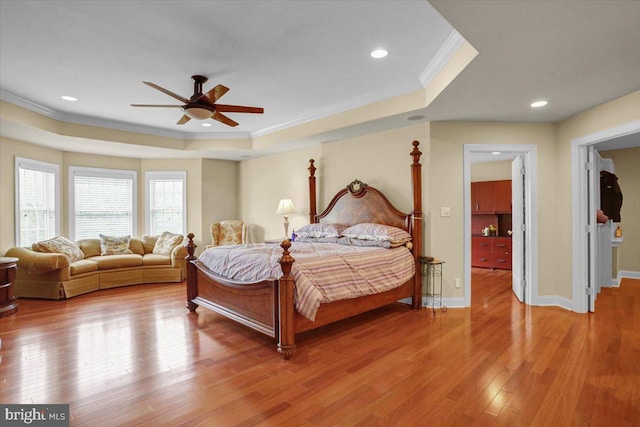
0, 256, 19, 317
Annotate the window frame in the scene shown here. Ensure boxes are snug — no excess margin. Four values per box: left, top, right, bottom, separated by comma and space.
69, 166, 137, 241
145, 170, 187, 236
14, 157, 61, 247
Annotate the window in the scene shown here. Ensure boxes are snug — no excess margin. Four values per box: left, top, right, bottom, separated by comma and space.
69, 167, 137, 240
146, 171, 186, 235
15, 157, 60, 247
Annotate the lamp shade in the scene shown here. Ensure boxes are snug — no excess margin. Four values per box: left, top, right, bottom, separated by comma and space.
275, 199, 295, 215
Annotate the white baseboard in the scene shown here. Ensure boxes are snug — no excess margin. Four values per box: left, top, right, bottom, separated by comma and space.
617, 270, 640, 284
534, 295, 573, 311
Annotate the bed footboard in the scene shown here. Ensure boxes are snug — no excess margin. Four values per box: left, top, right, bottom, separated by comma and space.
185, 235, 298, 359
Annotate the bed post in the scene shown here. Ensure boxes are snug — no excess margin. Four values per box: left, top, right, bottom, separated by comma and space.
410, 141, 423, 310
185, 233, 198, 312
277, 240, 296, 360
308, 159, 317, 223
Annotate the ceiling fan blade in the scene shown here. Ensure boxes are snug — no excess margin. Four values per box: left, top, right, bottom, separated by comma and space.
130, 104, 183, 108
177, 115, 191, 125
143, 81, 189, 103
212, 111, 239, 127
207, 84, 229, 102
214, 104, 264, 114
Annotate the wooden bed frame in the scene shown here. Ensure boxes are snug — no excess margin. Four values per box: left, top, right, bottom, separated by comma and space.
185, 140, 423, 359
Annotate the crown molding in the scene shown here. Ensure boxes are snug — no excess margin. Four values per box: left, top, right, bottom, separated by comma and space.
419, 29, 465, 87
1, 90, 253, 141
1, 89, 58, 118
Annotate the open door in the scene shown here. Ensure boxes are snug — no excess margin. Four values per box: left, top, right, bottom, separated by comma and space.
511, 155, 525, 302
586, 146, 602, 312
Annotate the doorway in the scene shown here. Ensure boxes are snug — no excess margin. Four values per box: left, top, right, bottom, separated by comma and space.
463, 144, 538, 307
571, 120, 640, 313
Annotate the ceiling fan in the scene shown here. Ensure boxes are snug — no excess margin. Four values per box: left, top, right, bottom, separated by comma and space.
130, 75, 263, 127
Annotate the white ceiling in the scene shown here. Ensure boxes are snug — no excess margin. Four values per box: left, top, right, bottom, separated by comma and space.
1, 1, 639, 159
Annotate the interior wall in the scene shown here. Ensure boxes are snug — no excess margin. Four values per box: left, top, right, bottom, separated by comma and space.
556, 89, 640, 294
430, 122, 557, 298
598, 147, 640, 273
239, 123, 430, 245
470, 160, 512, 181
200, 158, 239, 247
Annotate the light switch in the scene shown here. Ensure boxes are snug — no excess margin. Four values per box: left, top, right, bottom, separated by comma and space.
441, 206, 451, 217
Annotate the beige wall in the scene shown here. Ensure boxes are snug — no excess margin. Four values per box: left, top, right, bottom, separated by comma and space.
201, 158, 239, 246
430, 122, 558, 298
240, 123, 430, 246
555, 90, 640, 293
599, 147, 640, 272
471, 160, 512, 182
0, 138, 236, 256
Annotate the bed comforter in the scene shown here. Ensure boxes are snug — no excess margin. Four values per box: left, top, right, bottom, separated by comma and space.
198, 242, 414, 321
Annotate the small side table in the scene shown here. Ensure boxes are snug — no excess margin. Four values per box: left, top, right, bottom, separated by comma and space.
0, 257, 19, 317
419, 257, 447, 315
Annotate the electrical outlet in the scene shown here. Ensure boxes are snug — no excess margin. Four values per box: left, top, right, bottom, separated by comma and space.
455, 278, 461, 288
441, 206, 451, 217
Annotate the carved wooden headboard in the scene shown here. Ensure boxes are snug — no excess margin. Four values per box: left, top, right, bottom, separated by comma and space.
314, 179, 411, 232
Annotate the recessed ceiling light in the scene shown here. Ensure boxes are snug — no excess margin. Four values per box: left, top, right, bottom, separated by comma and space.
370, 49, 388, 59
202, 123, 212, 127
492, 151, 502, 155
530, 100, 548, 108
61, 95, 77, 102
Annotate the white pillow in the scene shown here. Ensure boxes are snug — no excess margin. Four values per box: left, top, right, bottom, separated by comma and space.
99, 234, 133, 255
152, 231, 184, 256
34, 236, 85, 262
296, 223, 349, 239
342, 223, 411, 244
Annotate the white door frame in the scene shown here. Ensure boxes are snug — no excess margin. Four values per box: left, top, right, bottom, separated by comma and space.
463, 144, 538, 307
571, 120, 640, 313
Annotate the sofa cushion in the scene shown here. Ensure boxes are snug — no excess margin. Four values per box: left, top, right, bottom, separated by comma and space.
152, 232, 184, 256
99, 234, 133, 255
142, 254, 172, 266
90, 254, 143, 270
129, 237, 145, 255
33, 236, 85, 262
76, 238, 102, 258
141, 235, 157, 254
70, 259, 99, 276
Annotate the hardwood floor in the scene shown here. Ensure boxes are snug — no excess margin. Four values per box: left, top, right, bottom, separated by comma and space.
1, 271, 639, 426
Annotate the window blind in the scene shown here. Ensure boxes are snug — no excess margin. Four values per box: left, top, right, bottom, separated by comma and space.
147, 172, 186, 235
16, 159, 59, 247
71, 168, 136, 240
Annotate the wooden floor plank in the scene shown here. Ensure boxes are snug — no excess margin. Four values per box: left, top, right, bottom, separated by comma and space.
1, 271, 639, 425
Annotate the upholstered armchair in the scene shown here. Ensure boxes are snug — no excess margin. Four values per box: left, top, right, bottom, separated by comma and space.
208, 220, 247, 247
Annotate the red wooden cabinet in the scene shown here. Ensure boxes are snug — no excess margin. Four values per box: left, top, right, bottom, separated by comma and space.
471, 237, 512, 270
471, 180, 511, 213
471, 181, 495, 213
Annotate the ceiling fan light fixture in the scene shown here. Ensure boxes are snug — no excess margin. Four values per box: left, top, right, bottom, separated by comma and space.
184, 106, 213, 120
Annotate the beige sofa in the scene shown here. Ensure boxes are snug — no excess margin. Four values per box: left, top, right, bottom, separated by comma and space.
5, 235, 187, 300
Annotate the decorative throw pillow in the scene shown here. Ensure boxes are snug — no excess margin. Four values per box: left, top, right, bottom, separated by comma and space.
296, 223, 349, 239
342, 223, 412, 244
34, 236, 85, 262
99, 234, 133, 255
152, 231, 184, 256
